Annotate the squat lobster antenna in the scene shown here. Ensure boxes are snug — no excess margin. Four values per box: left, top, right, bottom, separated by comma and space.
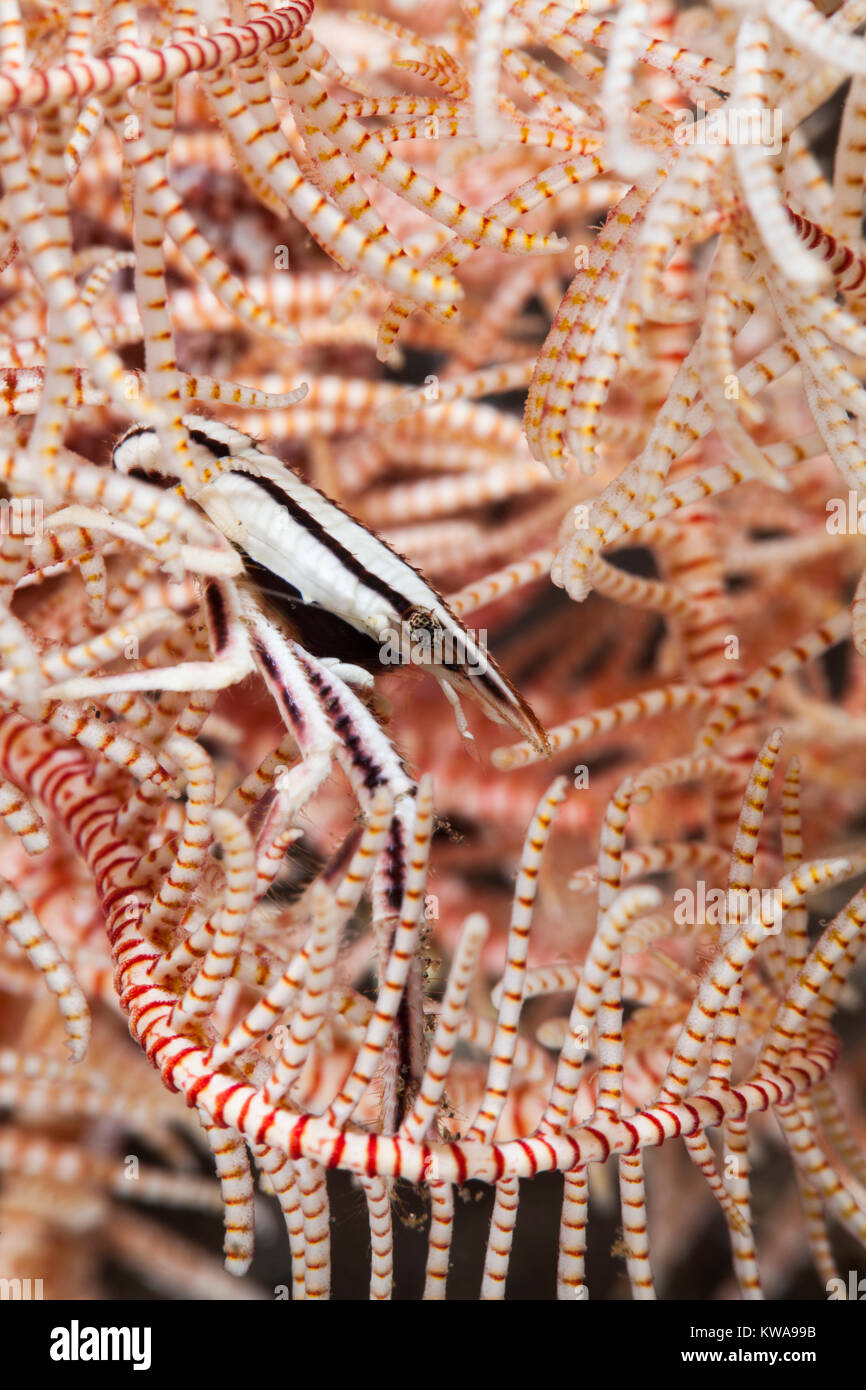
437, 643, 550, 756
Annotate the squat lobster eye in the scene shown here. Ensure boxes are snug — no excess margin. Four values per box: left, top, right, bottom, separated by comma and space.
400, 605, 473, 672
405, 606, 437, 631
401, 606, 441, 666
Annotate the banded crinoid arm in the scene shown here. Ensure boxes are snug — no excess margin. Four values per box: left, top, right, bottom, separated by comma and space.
0, 4, 316, 113
0, 11, 316, 479
766, 0, 866, 75
0, 774, 48, 854
323, 777, 433, 1135
100, 8, 295, 494
170, 810, 257, 1029
193, 798, 395, 1283
542, 768, 661, 1299
831, 78, 866, 252
554, 425, 819, 605
272, 31, 565, 259
526, 183, 659, 478
659, 853, 853, 1111
732, 20, 829, 293
0, 706, 854, 1295
683, 732, 786, 1297
0, 116, 169, 462
104, 89, 304, 345
0, 876, 89, 1062
467, 777, 565, 1300
197, 46, 461, 312
177, 790, 391, 1076
698, 233, 789, 491
561, 296, 759, 560
569, 840, 730, 896
376, 152, 598, 361
493, 683, 712, 771
599, 0, 654, 179
517, 0, 734, 100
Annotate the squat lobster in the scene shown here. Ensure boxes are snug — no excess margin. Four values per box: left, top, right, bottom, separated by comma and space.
110, 413, 550, 757
38, 415, 548, 1127
42, 414, 548, 756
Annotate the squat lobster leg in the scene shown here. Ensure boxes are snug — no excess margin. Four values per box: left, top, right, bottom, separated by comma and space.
246, 604, 429, 1128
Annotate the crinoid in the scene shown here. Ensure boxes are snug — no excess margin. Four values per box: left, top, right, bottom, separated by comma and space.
0, 0, 865, 1305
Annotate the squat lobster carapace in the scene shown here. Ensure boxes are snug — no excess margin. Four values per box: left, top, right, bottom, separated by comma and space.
110, 415, 550, 756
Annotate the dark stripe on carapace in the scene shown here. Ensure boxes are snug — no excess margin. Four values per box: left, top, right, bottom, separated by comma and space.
234, 468, 547, 745
127, 467, 178, 490
237, 471, 412, 618
115, 427, 178, 487
189, 426, 232, 458
117, 424, 149, 445
241, 554, 385, 672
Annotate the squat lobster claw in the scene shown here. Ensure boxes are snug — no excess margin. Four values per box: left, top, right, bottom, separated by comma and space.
107, 414, 550, 756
